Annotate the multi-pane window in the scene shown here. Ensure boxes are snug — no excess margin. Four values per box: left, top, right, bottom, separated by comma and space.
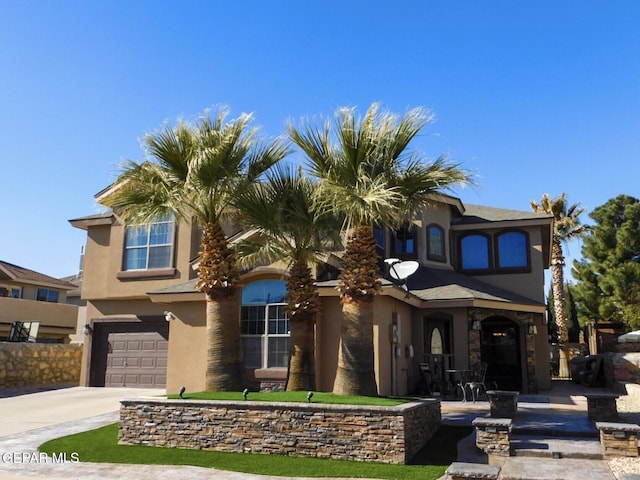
36, 288, 59, 303
460, 234, 490, 270
240, 280, 289, 369
459, 231, 530, 272
427, 225, 446, 261
497, 232, 528, 268
124, 215, 174, 270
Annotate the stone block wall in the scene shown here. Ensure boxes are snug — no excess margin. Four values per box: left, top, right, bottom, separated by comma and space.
0, 342, 82, 388
119, 398, 441, 464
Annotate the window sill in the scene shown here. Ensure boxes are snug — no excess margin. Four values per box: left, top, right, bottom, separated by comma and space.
117, 268, 177, 280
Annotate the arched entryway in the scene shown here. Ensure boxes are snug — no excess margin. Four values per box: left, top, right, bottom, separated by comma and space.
480, 317, 522, 391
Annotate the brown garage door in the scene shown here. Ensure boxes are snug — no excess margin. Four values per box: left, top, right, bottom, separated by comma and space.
105, 331, 168, 387
91, 321, 169, 388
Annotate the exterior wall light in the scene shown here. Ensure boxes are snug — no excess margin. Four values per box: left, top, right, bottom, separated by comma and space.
82, 324, 93, 335
164, 311, 175, 322
472, 320, 481, 331
528, 324, 538, 335
307, 391, 314, 403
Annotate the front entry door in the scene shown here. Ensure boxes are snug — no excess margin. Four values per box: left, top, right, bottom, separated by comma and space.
480, 317, 522, 391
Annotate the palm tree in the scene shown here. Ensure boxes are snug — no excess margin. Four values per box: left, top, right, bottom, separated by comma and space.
235, 166, 342, 391
531, 193, 590, 378
100, 107, 289, 391
289, 103, 473, 396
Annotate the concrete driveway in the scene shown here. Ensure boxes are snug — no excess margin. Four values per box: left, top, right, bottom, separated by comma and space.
0, 386, 163, 438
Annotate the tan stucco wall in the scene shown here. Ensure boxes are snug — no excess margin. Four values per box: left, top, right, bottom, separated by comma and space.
165, 302, 207, 394
533, 313, 551, 389
316, 296, 341, 392
459, 227, 546, 304
0, 297, 78, 341
81, 219, 200, 301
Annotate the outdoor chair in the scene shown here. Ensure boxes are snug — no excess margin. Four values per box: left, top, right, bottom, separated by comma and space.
464, 362, 497, 403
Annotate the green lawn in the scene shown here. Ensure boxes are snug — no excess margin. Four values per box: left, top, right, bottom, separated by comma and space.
39, 423, 471, 480
166, 390, 423, 406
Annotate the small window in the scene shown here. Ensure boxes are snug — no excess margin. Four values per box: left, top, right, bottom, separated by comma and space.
36, 288, 59, 303
393, 223, 417, 258
430, 328, 443, 355
0, 286, 20, 298
427, 225, 446, 262
497, 231, 529, 268
460, 234, 490, 270
124, 215, 174, 271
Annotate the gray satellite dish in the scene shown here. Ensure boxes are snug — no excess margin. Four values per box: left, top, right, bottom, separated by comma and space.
385, 259, 419, 291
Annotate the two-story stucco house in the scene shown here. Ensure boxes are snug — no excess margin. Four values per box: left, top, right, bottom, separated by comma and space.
70, 193, 553, 395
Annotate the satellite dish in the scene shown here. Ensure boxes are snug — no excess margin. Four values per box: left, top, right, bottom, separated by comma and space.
387, 260, 419, 281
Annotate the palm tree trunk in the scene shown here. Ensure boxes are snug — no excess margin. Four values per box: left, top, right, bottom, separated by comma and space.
199, 221, 244, 391
551, 239, 570, 378
205, 289, 245, 391
333, 300, 378, 396
286, 312, 316, 391
332, 225, 380, 396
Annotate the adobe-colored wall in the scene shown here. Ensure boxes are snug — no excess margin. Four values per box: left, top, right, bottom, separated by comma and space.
0, 342, 82, 387
165, 302, 207, 394
0, 297, 78, 341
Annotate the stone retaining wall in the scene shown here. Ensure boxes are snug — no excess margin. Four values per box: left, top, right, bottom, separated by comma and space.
119, 398, 441, 464
0, 342, 82, 388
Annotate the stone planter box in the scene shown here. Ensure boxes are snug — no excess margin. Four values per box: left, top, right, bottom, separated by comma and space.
118, 397, 441, 464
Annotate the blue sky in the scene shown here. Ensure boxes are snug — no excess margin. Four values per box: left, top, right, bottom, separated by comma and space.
1, 1, 638, 279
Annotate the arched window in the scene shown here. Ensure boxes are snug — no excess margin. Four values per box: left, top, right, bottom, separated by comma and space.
460, 234, 490, 270
427, 224, 446, 262
241, 280, 289, 369
430, 328, 443, 355
497, 231, 529, 268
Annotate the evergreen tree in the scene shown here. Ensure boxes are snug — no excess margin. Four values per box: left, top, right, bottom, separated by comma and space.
573, 194, 640, 330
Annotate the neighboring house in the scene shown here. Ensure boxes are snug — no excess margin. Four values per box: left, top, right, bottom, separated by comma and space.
70, 194, 553, 394
0, 261, 78, 342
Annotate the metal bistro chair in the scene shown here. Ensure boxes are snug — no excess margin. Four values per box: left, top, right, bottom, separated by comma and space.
464, 362, 497, 403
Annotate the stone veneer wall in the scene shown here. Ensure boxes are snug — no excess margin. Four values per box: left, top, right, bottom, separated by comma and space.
0, 342, 82, 388
119, 398, 441, 464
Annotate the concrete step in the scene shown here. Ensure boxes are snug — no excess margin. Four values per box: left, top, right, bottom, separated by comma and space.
510, 434, 603, 460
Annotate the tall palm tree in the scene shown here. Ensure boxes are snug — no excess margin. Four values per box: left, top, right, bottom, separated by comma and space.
289, 103, 473, 396
100, 107, 289, 391
235, 166, 342, 391
531, 193, 590, 378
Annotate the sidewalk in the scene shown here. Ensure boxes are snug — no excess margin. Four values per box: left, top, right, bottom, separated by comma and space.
0, 382, 636, 480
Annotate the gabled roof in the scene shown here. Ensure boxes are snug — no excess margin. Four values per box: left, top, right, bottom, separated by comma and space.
453, 204, 553, 225
0, 261, 76, 290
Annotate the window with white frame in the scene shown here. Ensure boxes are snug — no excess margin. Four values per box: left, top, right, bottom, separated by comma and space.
240, 280, 289, 369
123, 215, 174, 270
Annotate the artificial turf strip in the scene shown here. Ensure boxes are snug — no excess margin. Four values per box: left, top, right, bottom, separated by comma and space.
166, 390, 421, 406
39, 423, 472, 480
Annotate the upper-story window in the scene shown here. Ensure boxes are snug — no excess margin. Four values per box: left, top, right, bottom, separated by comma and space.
427, 224, 446, 262
124, 215, 174, 271
241, 280, 289, 369
0, 286, 21, 298
36, 288, 59, 303
459, 230, 530, 272
460, 234, 490, 270
497, 231, 529, 268
393, 223, 417, 258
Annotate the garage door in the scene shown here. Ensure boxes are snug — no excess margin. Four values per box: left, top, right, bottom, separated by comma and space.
105, 331, 168, 387
90, 321, 169, 388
